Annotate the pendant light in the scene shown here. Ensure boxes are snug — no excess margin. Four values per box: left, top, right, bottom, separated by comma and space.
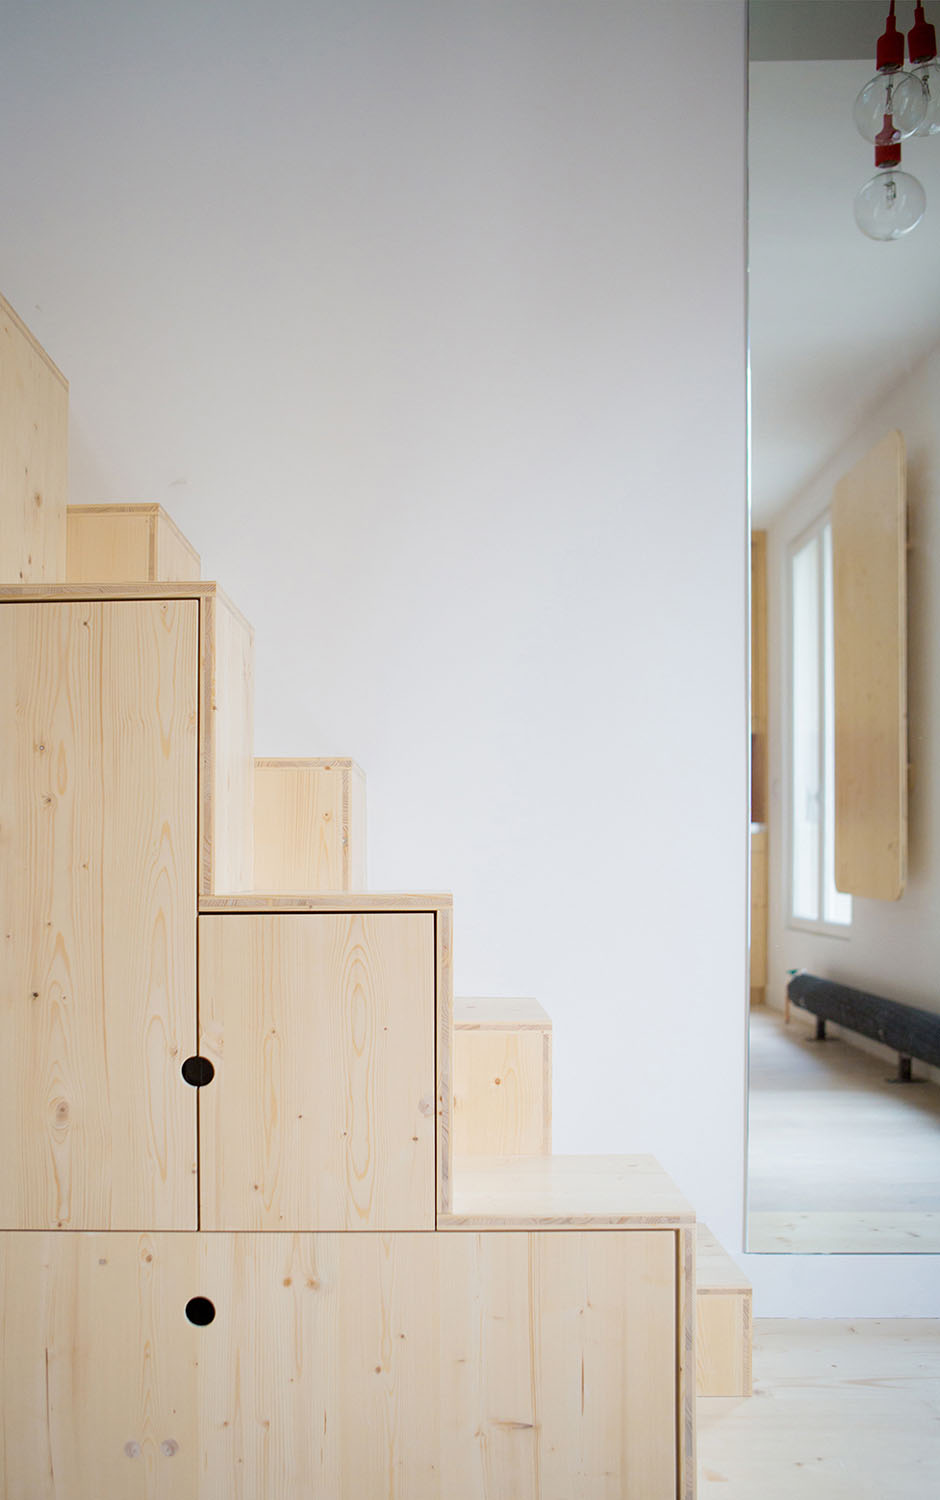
853, 2, 927, 239
908, 2, 940, 133
853, 2, 928, 142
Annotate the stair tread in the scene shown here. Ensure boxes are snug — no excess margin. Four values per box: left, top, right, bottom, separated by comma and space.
201, 891, 451, 913
0, 579, 253, 634
442, 1153, 694, 1228
455, 996, 551, 1030
696, 1223, 751, 1293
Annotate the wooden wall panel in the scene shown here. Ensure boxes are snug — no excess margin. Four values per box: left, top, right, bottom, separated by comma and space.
198, 913, 436, 1230
832, 430, 907, 900
67, 504, 201, 583
253, 758, 366, 892
0, 293, 69, 584
0, 601, 199, 1230
200, 590, 254, 893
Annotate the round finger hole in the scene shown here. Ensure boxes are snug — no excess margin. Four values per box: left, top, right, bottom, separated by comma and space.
185, 1296, 216, 1326
181, 1056, 215, 1087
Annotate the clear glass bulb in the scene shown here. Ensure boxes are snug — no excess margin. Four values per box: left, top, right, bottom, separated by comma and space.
911, 58, 940, 133
853, 70, 928, 141
854, 167, 926, 239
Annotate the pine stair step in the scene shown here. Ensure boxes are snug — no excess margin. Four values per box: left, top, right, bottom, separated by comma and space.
696, 1223, 753, 1397
0, 293, 69, 585
453, 997, 552, 1155
443, 1152, 695, 1229
253, 757, 366, 892
67, 502, 201, 582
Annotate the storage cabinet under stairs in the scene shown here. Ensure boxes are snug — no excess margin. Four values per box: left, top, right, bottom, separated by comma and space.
0, 292, 718, 1498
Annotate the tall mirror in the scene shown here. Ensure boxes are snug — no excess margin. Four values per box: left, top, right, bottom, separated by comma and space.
747, 0, 940, 1253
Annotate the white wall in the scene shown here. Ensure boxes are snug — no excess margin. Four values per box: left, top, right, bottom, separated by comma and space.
17, 0, 909, 1314
756, 342, 940, 1314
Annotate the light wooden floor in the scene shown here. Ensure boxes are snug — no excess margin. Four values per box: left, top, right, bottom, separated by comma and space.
699, 1319, 940, 1498
748, 1007, 940, 1252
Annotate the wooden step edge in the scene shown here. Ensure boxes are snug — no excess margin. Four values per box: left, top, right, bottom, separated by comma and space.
0, 290, 68, 388
440, 1153, 695, 1230
695, 1223, 753, 1398
66, 502, 201, 584
255, 756, 364, 774
200, 892, 452, 913
454, 996, 552, 1030
696, 1223, 751, 1294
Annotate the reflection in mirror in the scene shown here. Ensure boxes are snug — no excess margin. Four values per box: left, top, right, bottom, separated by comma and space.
747, 1, 940, 1254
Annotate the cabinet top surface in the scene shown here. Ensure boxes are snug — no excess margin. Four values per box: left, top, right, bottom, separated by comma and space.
441, 1154, 695, 1229
454, 996, 551, 1029
200, 892, 453, 914
0, 581, 217, 600
0, 582, 252, 634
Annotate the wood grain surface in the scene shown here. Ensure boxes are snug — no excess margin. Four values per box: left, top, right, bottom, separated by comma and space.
198, 913, 436, 1230
253, 758, 367, 891
0, 293, 69, 585
832, 429, 908, 900
453, 1025, 551, 1155
0, 600, 198, 1229
199, 589, 254, 894
0, 1228, 680, 1500
67, 504, 201, 584
442, 1154, 695, 1229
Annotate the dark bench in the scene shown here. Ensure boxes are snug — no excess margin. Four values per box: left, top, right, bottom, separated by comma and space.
787, 972, 940, 1082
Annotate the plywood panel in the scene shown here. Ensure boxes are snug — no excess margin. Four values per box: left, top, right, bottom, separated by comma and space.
0, 293, 68, 584
696, 1224, 752, 1397
253, 758, 366, 891
453, 1027, 551, 1155
198, 1230, 678, 1500
0, 1229, 680, 1500
832, 429, 907, 900
67, 504, 201, 583
437, 903, 454, 1216
697, 1289, 752, 1397
198, 913, 436, 1230
0, 600, 199, 1229
443, 1154, 695, 1229
0, 1232, 199, 1500
200, 589, 254, 893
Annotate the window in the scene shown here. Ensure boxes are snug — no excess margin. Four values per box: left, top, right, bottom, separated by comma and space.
789, 517, 852, 929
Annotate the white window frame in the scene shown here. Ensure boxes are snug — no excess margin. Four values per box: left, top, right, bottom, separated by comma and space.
786, 511, 852, 938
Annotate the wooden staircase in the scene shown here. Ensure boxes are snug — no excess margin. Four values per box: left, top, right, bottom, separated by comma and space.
0, 291, 751, 1497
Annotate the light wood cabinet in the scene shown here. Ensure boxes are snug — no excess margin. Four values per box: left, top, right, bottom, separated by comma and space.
198, 912, 436, 1230
0, 1226, 680, 1500
0, 600, 199, 1230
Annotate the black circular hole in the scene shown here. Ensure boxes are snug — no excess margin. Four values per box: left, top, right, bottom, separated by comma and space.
185, 1296, 216, 1326
181, 1055, 215, 1087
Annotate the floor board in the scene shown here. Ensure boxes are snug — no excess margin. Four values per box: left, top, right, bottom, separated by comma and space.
747, 1007, 940, 1252
699, 1319, 940, 1498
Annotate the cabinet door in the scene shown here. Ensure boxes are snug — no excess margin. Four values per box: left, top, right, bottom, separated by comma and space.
0, 601, 198, 1229
198, 913, 436, 1229
0, 1229, 678, 1500
0, 1232, 199, 1500
198, 1230, 677, 1499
